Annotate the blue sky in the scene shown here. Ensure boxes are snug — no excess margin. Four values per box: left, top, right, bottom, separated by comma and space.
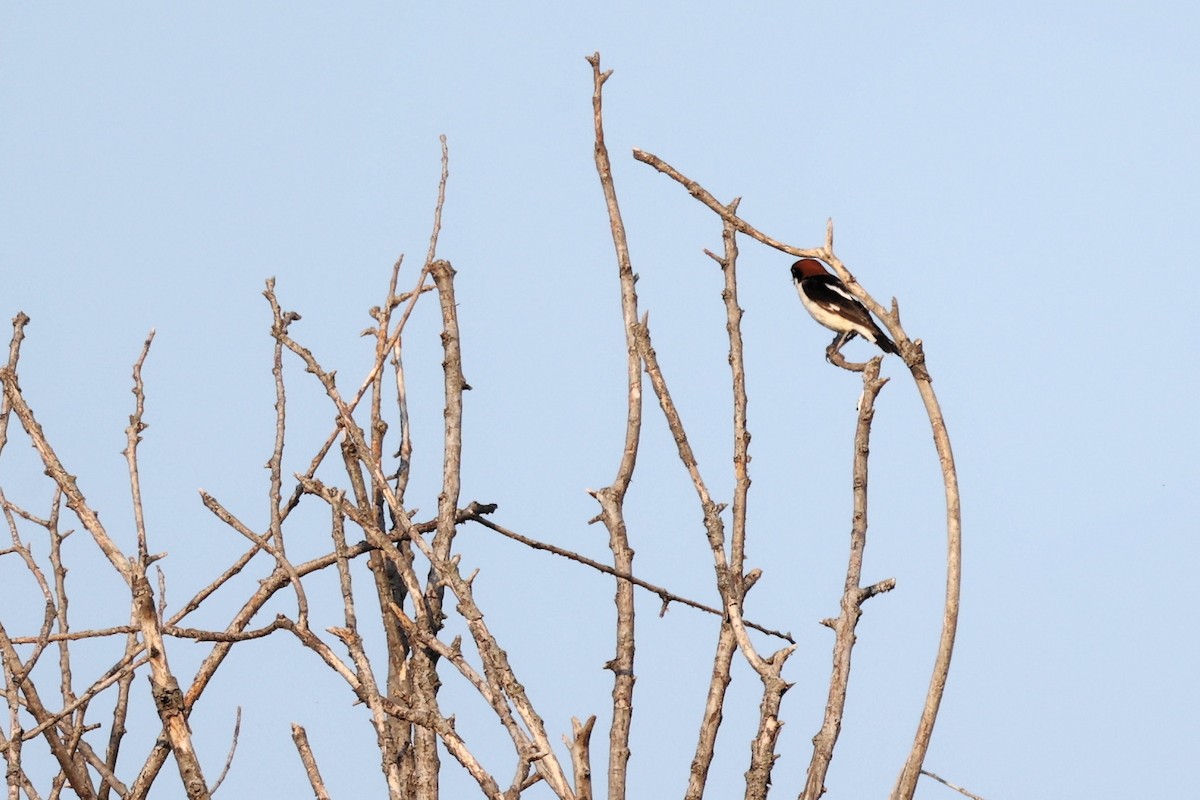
2, 3, 1198, 798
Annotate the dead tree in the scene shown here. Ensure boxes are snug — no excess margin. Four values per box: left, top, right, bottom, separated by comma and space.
0, 53, 966, 800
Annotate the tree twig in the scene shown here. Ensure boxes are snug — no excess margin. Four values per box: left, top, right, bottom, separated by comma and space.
467, 514, 793, 643
0, 312, 33, 461
632, 150, 823, 260
208, 707, 241, 795
123, 331, 155, 564
919, 769, 985, 800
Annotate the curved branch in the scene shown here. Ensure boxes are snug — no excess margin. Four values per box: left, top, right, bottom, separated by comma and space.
891, 371, 961, 799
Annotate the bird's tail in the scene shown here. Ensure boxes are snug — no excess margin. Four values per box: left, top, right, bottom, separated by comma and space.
874, 327, 900, 355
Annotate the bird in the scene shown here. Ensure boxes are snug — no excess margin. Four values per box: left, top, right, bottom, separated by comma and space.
791, 259, 899, 355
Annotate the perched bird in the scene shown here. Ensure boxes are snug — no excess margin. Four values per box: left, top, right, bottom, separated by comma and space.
791, 259, 899, 355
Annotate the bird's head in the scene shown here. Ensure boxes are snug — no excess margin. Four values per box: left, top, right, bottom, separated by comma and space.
791, 259, 829, 281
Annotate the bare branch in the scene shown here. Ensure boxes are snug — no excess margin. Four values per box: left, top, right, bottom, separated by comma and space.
0, 312, 33, 460
0, 364, 132, 582
199, 491, 309, 628
468, 514, 793, 643
298, 431, 576, 798
375, 696, 504, 800
123, 331, 155, 563
276, 254, 435, 522
892, 369, 962, 799
429, 259, 469, 561
388, 601, 539, 792
687, 206, 750, 800
0, 615, 105, 798
326, 492, 405, 799
19, 650, 147, 742
585, 51, 640, 800
363, 255, 417, 798
278, 615, 504, 800
267, 285, 292, 555
290, 723, 332, 800
632, 150, 823, 260
631, 318, 794, 799
803, 359, 895, 799
711, 199, 751, 580
208, 707, 241, 795
425, 135, 450, 270
743, 651, 791, 800
0, 489, 57, 682
684, 621, 735, 800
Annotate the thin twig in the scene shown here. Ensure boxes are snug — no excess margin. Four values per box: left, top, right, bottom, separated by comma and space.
712, 199, 751, 581
632, 150, 823, 260
0, 312, 33, 460
0, 489, 56, 686
277, 256, 436, 520
467, 514, 793, 643
19, 651, 148, 741
199, 491, 309, 628
124, 331, 155, 563
919, 769, 985, 800
208, 707, 241, 795
424, 135, 450, 270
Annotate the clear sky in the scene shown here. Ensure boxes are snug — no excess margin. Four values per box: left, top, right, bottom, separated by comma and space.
2, 3, 1198, 798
